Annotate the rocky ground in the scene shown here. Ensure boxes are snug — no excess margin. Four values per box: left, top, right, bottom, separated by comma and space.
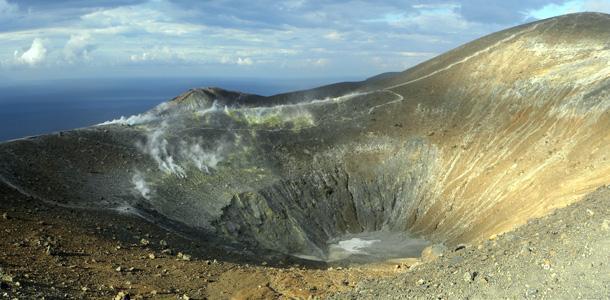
335, 186, 610, 300
1, 183, 609, 299
0, 182, 400, 300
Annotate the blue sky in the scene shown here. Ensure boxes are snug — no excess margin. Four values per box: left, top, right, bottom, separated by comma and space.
1, 0, 609, 83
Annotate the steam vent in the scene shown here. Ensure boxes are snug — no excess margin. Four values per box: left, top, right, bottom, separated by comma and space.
1, 13, 609, 265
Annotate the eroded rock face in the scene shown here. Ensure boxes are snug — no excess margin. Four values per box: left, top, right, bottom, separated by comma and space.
0, 13, 608, 260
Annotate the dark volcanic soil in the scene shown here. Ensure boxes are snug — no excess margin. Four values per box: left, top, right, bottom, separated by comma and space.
1, 183, 608, 299
0, 182, 395, 300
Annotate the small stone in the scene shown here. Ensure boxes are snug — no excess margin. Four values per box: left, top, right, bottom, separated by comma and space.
140, 238, 150, 246
182, 295, 191, 300
463, 272, 474, 282
477, 276, 488, 284
45, 245, 56, 256
542, 259, 551, 270
148, 253, 156, 259
525, 288, 538, 297
114, 291, 130, 300
177, 252, 191, 261
81, 286, 89, 292
115, 266, 122, 272
417, 279, 425, 285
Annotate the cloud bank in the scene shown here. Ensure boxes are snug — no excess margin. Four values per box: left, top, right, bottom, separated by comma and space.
1, 0, 608, 80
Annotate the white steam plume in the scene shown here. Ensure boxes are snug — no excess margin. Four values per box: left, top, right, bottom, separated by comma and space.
98, 113, 158, 126
131, 170, 151, 199
105, 92, 368, 179
137, 121, 186, 177
178, 140, 224, 174
136, 120, 229, 178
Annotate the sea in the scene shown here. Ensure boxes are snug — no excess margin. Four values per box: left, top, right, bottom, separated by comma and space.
0, 77, 350, 142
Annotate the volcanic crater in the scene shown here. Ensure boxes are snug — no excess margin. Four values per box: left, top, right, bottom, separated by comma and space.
1, 13, 609, 267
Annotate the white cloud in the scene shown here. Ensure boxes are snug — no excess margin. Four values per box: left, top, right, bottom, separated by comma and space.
412, 3, 461, 10
311, 58, 330, 67
64, 34, 93, 63
324, 31, 344, 41
384, 10, 472, 33
219, 56, 257, 66
400, 51, 437, 57
581, 0, 610, 13
237, 57, 254, 65
0, 0, 538, 78
129, 46, 185, 63
15, 38, 47, 66
80, 0, 203, 36
369, 54, 427, 71
527, 0, 610, 20
130, 52, 150, 62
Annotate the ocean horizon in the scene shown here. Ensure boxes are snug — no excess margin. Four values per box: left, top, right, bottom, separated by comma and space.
0, 76, 355, 142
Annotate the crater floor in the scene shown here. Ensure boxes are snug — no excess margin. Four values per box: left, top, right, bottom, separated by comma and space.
293, 231, 430, 263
